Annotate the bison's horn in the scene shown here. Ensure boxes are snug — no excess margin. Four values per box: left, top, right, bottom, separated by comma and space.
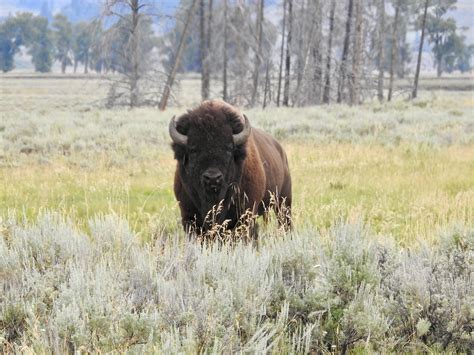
169, 115, 188, 145
233, 114, 251, 146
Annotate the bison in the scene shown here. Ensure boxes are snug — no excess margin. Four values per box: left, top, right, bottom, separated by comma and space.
169, 100, 291, 236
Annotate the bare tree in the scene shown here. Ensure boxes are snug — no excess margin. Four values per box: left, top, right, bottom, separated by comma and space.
232, 3, 250, 106
103, 0, 147, 108
337, 0, 354, 104
276, 0, 287, 107
200, 0, 213, 100
311, 0, 323, 105
397, 13, 409, 78
222, 0, 228, 101
350, 0, 364, 105
262, 59, 271, 109
387, 0, 401, 101
323, 0, 336, 104
294, 0, 306, 105
207, 0, 213, 94
282, 0, 292, 107
251, 0, 264, 106
129, 0, 140, 107
412, 0, 429, 99
159, 0, 198, 110
293, 0, 318, 106
200, 0, 206, 98
377, 0, 386, 102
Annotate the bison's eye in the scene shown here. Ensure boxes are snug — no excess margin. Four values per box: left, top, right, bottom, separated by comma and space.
187, 146, 198, 154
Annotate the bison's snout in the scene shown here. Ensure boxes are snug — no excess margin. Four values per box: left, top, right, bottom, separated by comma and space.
201, 169, 224, 193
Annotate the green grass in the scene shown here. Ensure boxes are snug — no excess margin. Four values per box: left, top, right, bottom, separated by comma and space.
1, 143, 472, 244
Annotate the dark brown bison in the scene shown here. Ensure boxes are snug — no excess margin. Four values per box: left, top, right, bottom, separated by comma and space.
169, 100, 291, 236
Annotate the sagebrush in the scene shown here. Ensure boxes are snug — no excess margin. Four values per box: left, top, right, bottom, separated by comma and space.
0, 214, 472, 353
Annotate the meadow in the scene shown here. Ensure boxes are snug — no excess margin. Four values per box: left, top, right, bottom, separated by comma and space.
0, 75, 473, 353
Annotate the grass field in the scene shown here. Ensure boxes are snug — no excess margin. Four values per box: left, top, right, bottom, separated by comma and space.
0, 75, 473, 353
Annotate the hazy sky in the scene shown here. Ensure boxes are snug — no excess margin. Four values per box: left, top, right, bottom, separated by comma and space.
452, 0, 474, 44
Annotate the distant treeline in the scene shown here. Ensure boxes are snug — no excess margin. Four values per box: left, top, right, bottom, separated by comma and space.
0, 12, 140, 75
0, 0, 472, 108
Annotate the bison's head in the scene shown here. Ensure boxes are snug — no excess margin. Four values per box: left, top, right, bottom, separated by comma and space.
169, 101, 251, 220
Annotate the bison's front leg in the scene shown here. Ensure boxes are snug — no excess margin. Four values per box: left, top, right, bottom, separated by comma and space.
179, 208, 203, 237
175, 194, 203, 237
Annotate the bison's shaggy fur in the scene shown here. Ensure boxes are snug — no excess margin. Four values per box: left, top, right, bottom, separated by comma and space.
170, 100, 291, 237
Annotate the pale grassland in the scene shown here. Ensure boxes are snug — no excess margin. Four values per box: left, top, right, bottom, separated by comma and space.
0, 75, 473, 352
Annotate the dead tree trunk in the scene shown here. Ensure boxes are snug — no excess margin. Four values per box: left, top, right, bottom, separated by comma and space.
398, 14, 407, 78
282, 0, 293, 107
294, 0, 306, 106
128, 0, 140, 107
323, 0, 336, 104
200, 0, 205, 99
234, 4, 246, 106
434, 29, 443, 77
350, 0, 363, 105
337, 0, 354, 104
159, 0, 198, 110
377, 0, 386, 102
222, 0, 228, 101
413, 0, 429, 99
388, 0, 401, 101
251, 0, 264, 107
84, 51, 89, 74
294, 0, 319, 106
206, 0, 213, 92
200, 0, 212, 100
263, 60, 271, 109
277, 0, 287, 107
311, 0, 323, 105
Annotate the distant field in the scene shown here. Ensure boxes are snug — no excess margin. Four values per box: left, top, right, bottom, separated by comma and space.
0, 72, 472, 110
0, 75, 473, 352
395, 75, 474, 91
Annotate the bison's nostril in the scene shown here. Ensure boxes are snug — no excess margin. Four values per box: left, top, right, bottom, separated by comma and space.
202, 170, 223, 189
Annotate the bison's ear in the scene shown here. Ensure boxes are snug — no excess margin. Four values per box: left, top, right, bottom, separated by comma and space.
233, 143, 247, 164
172, 141, 187, 164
